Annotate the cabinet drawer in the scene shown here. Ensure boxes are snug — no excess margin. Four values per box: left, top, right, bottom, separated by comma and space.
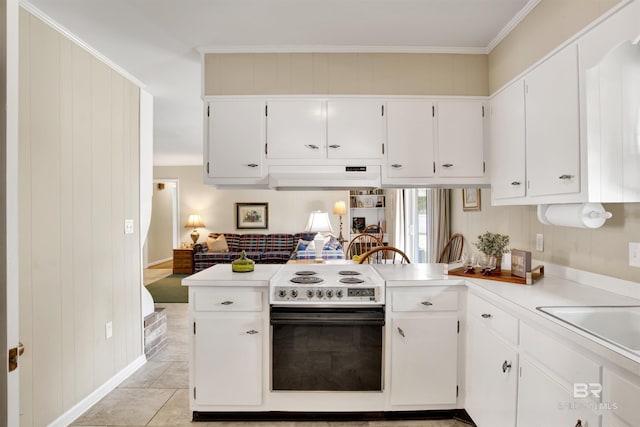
192, 288, 264, 312
468, 292, 519, 345
603, 369, 640, 427
520, 322, 601, 389
391, 287, 458, 312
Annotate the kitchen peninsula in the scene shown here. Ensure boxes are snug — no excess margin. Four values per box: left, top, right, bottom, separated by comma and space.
183, 262, 640, 427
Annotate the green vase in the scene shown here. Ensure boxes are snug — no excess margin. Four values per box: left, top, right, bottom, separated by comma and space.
231, 250, 255, 272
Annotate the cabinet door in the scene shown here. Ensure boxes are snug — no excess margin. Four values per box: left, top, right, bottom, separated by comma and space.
465, 319, 518, 427
206, 100, 264, 178
436, 101, 485, 177
490, 80, 526, 199
390, 315, 458, 405
266, 100, 325, 160
386, 100, 435, 178
518, 358, 601, 427
525, 45, 580, 197
193, 315, 262, 406
327, 100, 384, 159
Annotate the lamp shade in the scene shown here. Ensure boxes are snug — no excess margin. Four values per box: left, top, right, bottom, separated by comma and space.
185, 214, 205, 228
305, 211, 333, 233
333, 200, 347, 215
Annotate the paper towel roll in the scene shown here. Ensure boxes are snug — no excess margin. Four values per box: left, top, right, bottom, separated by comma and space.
537, 203, 612, 228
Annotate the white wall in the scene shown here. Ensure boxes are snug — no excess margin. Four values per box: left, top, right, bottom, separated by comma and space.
153, 166, 348, 245
147, 182, 176, 264
18, 9, 142, 426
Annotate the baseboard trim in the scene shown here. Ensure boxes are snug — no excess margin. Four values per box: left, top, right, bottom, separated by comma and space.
47, 355, 147, 427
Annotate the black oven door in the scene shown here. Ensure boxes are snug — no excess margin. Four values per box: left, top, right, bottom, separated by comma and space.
270, 306, 385, 392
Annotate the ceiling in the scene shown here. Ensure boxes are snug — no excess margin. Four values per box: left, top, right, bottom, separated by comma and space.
24, 0, 536, 166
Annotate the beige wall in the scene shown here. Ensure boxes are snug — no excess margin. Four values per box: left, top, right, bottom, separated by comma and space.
153, 166, 348, 245
488, 0, 623, 93
147, 182, 176, 264
19, 9, 142, 426
452, 190, 640, 283
204, 52, 489, 96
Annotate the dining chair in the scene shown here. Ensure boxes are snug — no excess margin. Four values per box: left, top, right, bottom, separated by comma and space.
358, 246, 411, 264
437, 233, 464, 263
346, 233, 384, 259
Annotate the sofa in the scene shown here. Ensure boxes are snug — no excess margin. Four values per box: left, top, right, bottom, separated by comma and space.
193, 232, 344, 272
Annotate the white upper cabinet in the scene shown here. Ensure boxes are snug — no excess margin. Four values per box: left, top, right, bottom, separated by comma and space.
436, 100, 486, 178
490, 80, 526, 201
205, 99, 265, 180
326, 99, 385, 160
385, 100, 435, 179
525, 44, 581, 198
265, 100, 325, 160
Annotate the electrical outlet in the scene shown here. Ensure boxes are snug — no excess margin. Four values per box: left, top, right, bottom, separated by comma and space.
105, 321, 113, 339
536, 233, 544, 252
124, 219, 134, 234
630, 242, 640, 268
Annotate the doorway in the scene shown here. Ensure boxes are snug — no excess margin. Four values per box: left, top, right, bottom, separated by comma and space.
144, 179, 179, 267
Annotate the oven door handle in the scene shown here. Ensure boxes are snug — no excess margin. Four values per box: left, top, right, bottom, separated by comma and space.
270, 318, 385, 327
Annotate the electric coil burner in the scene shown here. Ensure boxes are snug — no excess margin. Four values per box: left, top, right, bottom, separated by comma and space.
270, 264, 384, 305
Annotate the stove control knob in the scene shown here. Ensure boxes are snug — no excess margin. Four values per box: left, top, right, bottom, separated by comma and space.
316, 290, 324, 298
307, 289, 314, 299
326, 290, 334, 298
291, 289, 298, 298
336, 289, 344, 298
278, 289, 287, 298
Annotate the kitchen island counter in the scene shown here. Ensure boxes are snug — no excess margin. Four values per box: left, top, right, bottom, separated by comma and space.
182, 263, 281, 287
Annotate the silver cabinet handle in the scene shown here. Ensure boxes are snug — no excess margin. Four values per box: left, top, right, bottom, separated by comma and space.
502, 360, 512, 373
391, 164, 403, 168
559, 174, 574, 180
246, 330, 259, 335
328, 144, 341, 149
397, 327, 405, 338
481, 313, 492, 318
442, 163, 454, 168
305, 144, 319, 150
511, 181, 521, 186
220, 301, 234, 305
421, 301, 433, 306
247, 163, 258, 168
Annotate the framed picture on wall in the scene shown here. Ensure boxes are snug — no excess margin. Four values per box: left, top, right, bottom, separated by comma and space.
236, 202, 269, 229
462, 188, 481, 211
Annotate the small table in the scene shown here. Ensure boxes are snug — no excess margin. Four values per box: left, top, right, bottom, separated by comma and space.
173, 248, 194, 274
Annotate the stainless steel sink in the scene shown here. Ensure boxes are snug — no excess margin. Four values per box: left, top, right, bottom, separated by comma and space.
536, 305, 640, 355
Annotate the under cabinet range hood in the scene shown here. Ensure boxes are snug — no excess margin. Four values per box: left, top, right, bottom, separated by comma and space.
268, 165, 381, 190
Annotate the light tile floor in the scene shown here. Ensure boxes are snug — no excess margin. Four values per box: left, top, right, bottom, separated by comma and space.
71, 301, 472, 427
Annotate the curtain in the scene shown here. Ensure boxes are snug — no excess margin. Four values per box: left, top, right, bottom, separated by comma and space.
426, 188, 451, 262
389, 189, 417, 261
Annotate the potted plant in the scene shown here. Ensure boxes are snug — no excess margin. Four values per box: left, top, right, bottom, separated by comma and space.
474, 231, 510, 273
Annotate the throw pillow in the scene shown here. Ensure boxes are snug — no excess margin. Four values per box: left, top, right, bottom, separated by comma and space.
323, 235, 343, 251
295, 239, 312, 251
207, 234, 229, 252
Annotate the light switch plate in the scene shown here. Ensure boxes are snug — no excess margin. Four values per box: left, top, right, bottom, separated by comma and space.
105, 321, 113, 339
124, 219, 134, 234
536, 233, 544, 252
629, 242, 640, 268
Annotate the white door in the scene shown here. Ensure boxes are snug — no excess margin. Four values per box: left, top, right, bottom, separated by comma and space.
390, 315, 458, 405
525, 44, 580, 197
327, 100, 384, 159
266, 100, 325, 160
193, 316, 263, 406
490, 80, 526, 200
206, 100, 265, 178
436, 101, 485, 177
5, 0, 20, 423
386, 100, 435, 178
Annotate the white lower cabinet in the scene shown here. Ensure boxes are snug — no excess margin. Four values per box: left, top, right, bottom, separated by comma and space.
602, 369, 640, 427
388, 287, 459, 406
190, 287, 266, 408
193, 315, 263, 406
465, 316, 518, 427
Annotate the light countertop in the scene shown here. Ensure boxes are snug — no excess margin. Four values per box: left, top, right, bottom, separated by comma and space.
182, 264, 281, 287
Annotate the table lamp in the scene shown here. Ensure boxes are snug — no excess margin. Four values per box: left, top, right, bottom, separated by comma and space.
185, 214, 205, 246
305, 211, 333, 260
333, 200, 347, 245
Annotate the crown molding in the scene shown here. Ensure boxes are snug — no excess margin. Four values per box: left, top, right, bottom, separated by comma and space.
19, 0, 146, 88
197, 44, 490, 55
487, 0, 542, 52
